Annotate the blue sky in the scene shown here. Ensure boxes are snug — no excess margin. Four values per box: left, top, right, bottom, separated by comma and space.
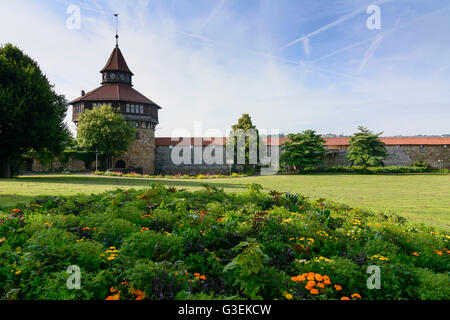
1, 0, 449, 137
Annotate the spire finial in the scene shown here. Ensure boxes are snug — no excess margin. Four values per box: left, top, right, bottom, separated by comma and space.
114, 13, 119, 48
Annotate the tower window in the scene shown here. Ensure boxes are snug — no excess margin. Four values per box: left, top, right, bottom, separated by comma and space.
126, 104, 130, 113
140, 105, 144, 114
131, 105, 135, 113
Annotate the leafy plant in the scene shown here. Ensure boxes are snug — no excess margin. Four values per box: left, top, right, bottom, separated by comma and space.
280, 130, 325, 172
223, 239, 269, 299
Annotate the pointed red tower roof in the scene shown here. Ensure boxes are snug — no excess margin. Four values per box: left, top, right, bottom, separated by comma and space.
100, 47, 134, 75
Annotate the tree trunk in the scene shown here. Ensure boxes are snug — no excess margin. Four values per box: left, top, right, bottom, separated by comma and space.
105, 153, 112, 170
0, 157, 11, 178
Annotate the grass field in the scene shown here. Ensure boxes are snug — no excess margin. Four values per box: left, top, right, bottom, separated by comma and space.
0, 173, 449, 230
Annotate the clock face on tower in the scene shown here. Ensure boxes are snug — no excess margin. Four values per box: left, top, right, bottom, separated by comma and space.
110, 73, 116, 80
120, 74, 125, 81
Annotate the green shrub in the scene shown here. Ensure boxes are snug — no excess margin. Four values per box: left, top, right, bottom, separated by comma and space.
24, 228, 74, 269
127, 260, 187, 300
417, 269, 450, 300
412, 159, 430, 169
72, 241, 104, 271
121, 230, 184, 262
298, 166, 430, 174
95, 218, 139, 247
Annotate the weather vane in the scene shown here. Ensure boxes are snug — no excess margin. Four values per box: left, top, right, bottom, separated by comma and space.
114, 13, 119, 47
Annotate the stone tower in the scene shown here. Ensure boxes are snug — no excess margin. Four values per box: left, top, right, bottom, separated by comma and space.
70, 39, 161, 174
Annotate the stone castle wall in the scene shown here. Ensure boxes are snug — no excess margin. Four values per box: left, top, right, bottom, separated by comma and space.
317, 145, 449, 169
154, 144, 450, 174
113, 128, 156, 175
155, 146, 229, 175
30, 157, 87, 172
30, 142, 449, 174
384, 145, 449, 168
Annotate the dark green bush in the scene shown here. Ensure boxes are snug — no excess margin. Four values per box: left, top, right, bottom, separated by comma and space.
121, 230, 184, 262
296, 166, 431, 174
95, 218, 139, 247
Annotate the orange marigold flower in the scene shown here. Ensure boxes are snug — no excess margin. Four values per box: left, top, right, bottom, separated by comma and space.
297, 276, 306, 282
341, 297, 350, 300
135, 294, 145, 300
310, 289, 319, 295
291, 276, 299, 282
110, 287, 118, 293
315, 274, 323, 282
351, 293, 361, 299
324, 279, 331, 285
131, 289, 144, 297
316, 282, 325, 289
305, 281, 316, 290
307, 275, 315, 281
334, 284, 342, 291
193, 273, 200, 277
105, 294, 120, 300
199, 275, 207, 280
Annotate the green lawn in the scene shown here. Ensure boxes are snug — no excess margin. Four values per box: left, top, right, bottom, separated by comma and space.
0, 173, 449, 230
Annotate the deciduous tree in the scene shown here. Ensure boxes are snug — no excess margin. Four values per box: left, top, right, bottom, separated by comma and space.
77, 104, 135, 169
0, 43, 70, 177
280, 130, 325, 172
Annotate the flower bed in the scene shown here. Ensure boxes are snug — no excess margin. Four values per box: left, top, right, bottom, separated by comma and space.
0, 184, 448, 300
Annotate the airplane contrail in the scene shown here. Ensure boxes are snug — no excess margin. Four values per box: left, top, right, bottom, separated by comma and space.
198, 0, 227, 32
357, 34, 384, 73
277, 0, 391, 52
310, 5, 450, 65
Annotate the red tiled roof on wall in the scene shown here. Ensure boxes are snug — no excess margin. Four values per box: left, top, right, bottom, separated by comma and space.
155, 137, 450, 147
324, 137, 450, 146
156, 137, 227, 146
